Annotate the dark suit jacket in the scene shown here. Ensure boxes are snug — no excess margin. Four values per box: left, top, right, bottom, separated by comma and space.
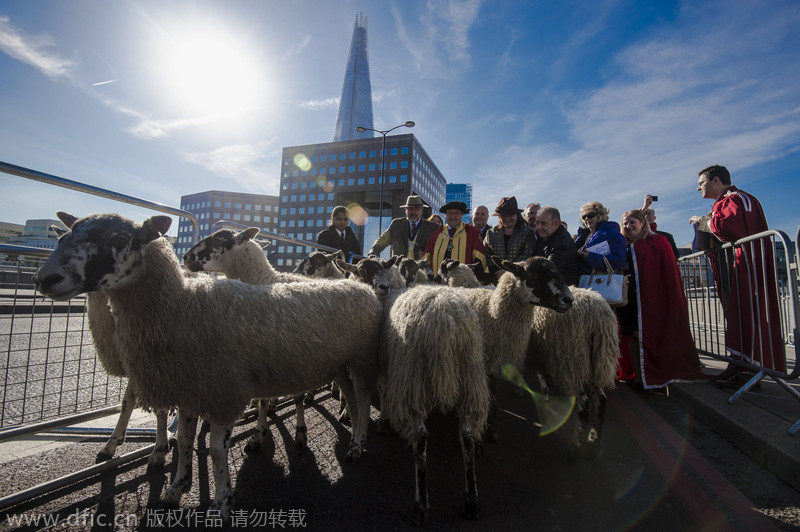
656, 230, 680, 260
317, 225, 362, 259
535, 225, 580, 285
369, 218, 439, 259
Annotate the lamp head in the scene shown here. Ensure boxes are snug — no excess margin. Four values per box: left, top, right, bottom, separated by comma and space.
404, 121, 415, 128
355, 126, 366, 132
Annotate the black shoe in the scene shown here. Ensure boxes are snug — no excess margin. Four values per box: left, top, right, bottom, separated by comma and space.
711, 366, 739, 381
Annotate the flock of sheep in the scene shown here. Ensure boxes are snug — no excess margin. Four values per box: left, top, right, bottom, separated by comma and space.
33, 212, 620, 526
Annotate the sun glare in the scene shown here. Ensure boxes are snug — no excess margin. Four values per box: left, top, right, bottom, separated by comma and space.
159, 24, 265, 117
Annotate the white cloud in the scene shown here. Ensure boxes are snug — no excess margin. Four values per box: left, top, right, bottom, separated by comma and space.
284, 34, 312, 59
183, 140, 281, 193
297, 97, 339, 111
474, 0, 800, 240
0, 16, 77, 78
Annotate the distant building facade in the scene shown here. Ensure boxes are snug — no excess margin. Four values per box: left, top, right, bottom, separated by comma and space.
175, 191, 280, 259
6, 219, 65, 250
0, 221, 24, 244
446, 183, 473, 224
276, 133, 446, 269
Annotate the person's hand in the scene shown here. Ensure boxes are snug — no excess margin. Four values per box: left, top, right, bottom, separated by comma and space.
642, 194, 653, 211
688, 215, 701, 225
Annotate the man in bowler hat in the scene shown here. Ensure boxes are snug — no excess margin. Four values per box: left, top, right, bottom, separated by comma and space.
423, 200, 487, 272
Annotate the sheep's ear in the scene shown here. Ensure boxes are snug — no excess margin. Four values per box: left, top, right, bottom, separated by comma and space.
56, 211, 78, 229
142, 216, 172, 242
494, 256, 523, 276
446, 259, 461, 271
335, 259, 357, 273
466, 263, 478, 270
236, 227, 260, 243
385, 255, 400, 268
258, 240, 271, 250
51, 225, 68, 237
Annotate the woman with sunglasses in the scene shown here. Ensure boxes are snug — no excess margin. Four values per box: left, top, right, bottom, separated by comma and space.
575, 201, 626, 275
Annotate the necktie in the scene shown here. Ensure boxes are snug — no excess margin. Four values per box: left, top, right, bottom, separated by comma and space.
411, 222, 416, 235
449, 227, 455, 237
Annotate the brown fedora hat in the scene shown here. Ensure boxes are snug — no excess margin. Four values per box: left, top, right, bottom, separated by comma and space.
400, 195, 429, 209
494, 196, 523, 216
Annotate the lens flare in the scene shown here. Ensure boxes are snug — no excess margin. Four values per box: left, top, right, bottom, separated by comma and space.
324, 180, 334, 193
316, 176, 327, 188
347, 203, 368, 226
294, 153, 312, 172
501, 364, 575, 436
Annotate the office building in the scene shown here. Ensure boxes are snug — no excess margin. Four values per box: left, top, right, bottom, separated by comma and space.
333, 13, 374, 142
276, 134, 446, 269
446, 183, 473, 224
175, 191, 280, 259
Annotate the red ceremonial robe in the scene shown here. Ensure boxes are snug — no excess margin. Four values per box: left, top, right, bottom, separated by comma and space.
618, 234, 705, 388
709, 186, 784, 372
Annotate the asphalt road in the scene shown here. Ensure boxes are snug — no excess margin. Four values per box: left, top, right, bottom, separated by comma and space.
1, 376, 799, 531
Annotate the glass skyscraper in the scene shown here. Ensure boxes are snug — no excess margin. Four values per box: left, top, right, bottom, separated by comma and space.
333, 13, 374, 142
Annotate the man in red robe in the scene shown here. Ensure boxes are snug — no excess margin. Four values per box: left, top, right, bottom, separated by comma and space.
690, 165, 784, 382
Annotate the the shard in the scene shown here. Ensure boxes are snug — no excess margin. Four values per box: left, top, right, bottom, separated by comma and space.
333, 13, 374, 141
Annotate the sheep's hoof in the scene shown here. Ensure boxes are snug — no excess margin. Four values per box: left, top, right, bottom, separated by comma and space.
483, 425, 499, 444
345, 443, 362, 462
244, 438, 261, 454
207, 498, 233, 525
294, 426, 307, 452
338, 410, 351, 427
146, 446, 169, 471
464, 494, 480, 520
412, 502, 429, 526
95, 451, 113, 463
373, 417, 390, 434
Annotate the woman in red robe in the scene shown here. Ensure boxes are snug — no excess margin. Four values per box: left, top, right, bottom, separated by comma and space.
617, 210, 705, 389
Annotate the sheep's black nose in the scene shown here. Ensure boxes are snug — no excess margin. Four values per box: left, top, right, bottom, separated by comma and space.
33, 272, 63, 291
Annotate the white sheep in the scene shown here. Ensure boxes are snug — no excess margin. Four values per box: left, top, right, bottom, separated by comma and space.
53, 215, 170, 468
438, 259, 619, 460
435, 257, 574, 444
527, 288, 618, 461
394, 256, 434, 287
34, 213, 382, 520
183, 227, 385, 453
337, 258, 488, 525
292, 250, 345, 278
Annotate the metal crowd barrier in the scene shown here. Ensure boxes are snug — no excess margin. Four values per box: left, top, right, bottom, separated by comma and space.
679, 229, 799, 417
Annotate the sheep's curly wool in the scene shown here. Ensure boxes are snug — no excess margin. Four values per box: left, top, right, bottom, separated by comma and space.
380, 285, 489, 442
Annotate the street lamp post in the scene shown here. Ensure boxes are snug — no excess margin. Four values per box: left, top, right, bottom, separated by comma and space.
355, 121, 415, 235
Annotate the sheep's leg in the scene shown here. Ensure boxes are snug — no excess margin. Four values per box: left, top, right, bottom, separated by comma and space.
567, 394, 589, 463
335, 374, 363, 462
412, 423, 430, 526
244, 399, 271, 454
147, 408, 170, 470
459, 420, 480, 521
374, 381, 390, 434
96, 383, 136, 462
582, 389, 607, 460
484, 376, 499, 444
293, 394, 307, 452
161, 409, 197, 507
207, 422, 234, 522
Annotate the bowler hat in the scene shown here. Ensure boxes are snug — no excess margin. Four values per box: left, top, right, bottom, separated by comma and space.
493, 196, 523, 216
400, 195, 429, 209
439, 201, 469, 214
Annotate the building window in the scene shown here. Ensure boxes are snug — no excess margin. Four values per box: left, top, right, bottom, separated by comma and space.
213, 212, 220, 218
320, 154, 327, 162
290, 195, 296, 202
317, 206, 324, 214
265, 205, 272, 211
401, 161, 409, 168
289, 208, 296, 214
370, 150, 376, 157
349, 165, 355, 172
359, 164, 365, 171
401, 175, 408, 182
368, 177, 375, 184
299, 207, 305, 214
234, 214, 241, 221
391, 148, 398, 155
244, 215, 251, 221
289, 221, 295, 227
280, 221, 286, 228
299, 195, 306, 201
358, 178, 365, 185
348, 178, 355, 186
402, 147, 409, 154
309, 193, 315, 201
253, 215, 260, 222
298, 220, 305, 227
338, 179, 344, 186
264, 216, 271, 223
330, 154, 336, 161
223, 213, 231, 219
224, 202, 232, 208
281, 208, 287, 215
311, 155, 317, 162
389, 175, 397, 183
327, 193, 334, 200
349, 152, 356, 159
390, 162, 397, 169
291, 183, 298, 189
369, 163, 376, 171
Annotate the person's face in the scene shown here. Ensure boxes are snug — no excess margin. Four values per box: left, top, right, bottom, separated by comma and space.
536, 213, 558, 239
405, 206, 423, 223
472, 207, 489, 228
644, 209, 655, 225
332, 212, 349, 232
623, 216, 645, 240
445, 209, 463, 228
499, 214, 517, 230
524, 206, 539, 227
581, 210, 600, 231
697, 173, 720, 200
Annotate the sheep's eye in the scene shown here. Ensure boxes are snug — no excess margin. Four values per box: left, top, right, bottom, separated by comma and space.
111, 233, 131, 246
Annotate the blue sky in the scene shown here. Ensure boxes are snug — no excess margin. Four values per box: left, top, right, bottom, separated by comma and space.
1, 0, 798, 246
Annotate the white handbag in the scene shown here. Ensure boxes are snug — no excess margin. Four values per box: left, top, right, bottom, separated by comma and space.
578, 256, 629, 307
